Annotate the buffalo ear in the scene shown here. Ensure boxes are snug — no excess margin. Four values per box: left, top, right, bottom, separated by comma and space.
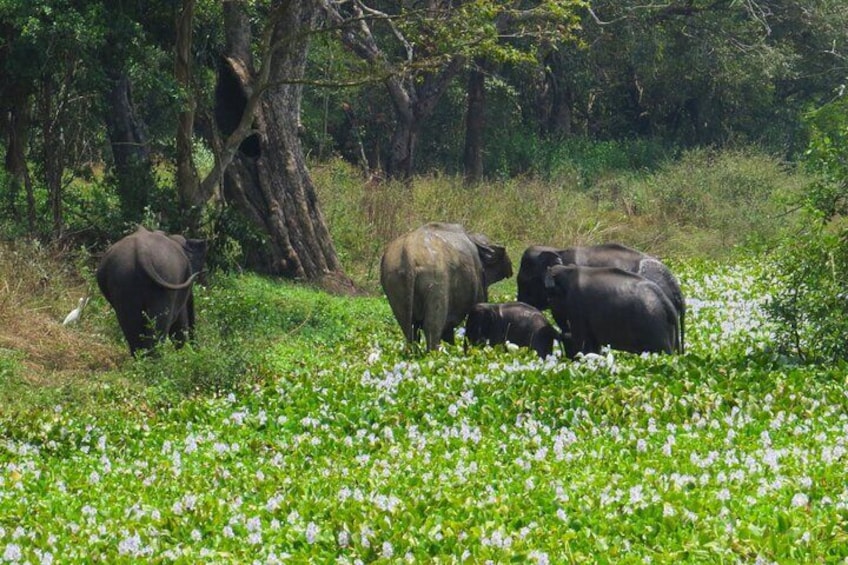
538, 250, 563, 269
469, 233, 501, 265
470, 233, 513, 283
480, 244, 507, 267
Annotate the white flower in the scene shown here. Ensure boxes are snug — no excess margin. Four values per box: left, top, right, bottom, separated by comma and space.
3, 544, 21, 562
382, 541, 394, 558
287, 510, 301, 525
117, 533, 142, 556
629, 485, 644, 505
791, 492, 809, 508
306, 521, 319, 544
529, 550, 549, 565
716, 488, 731, 502
190, 529, 202, 542
338, 530, 350, 547
88, 471, 100, 484
266, 494, 283, 512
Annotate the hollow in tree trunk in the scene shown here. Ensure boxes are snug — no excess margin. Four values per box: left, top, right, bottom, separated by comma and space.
217, 0, 351, 291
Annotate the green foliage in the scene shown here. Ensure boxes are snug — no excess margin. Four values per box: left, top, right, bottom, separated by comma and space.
0, 349, 23, 382
803, 95, 848, 219
619, 148, 807, 254
762, 95, 848, 364
312, 147, 809, 288
765, 222, 848, 363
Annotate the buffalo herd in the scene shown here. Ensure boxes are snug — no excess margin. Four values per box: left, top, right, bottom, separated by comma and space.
97, 222, 683, 360
381, 222, 685, 359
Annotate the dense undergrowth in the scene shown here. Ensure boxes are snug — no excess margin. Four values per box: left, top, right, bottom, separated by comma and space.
3, 146, 847, 562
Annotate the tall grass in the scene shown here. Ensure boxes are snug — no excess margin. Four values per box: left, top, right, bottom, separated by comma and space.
312, 147, 810, 288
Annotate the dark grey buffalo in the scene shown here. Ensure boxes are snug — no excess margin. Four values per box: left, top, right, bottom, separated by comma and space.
544, 264, 679, 357
380, 222, 513, 350
465, 302, 562, 359
517, 243, 684, 352
97, 226, 207, 356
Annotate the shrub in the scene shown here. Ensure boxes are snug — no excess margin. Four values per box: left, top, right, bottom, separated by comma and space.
765, 220, 848, 363
765, 96, 848, 363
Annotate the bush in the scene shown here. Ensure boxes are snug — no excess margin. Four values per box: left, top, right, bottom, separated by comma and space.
765, 96, 848, 363
765, 220, 848, 363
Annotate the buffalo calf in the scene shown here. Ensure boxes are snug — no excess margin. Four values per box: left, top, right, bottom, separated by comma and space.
465, 302, 561, 359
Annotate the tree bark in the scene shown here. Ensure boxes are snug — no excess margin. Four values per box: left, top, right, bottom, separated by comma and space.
541, 49, 573, 138
175, 0, 203, 229
103, 69, 154, 224
463, 62, 486, 185
218, 0, 350, 288
40, 76, 64, 239
320, 1, 464, 181
1, 91, 36, 232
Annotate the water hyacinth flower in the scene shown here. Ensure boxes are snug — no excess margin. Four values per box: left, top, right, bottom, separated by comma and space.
3, 544, 21, 562
117, 532, 143, 556
305, 521, 319, 544
338, 529, 349, 547
529, 550, 550, 565
791, 492, 809, 508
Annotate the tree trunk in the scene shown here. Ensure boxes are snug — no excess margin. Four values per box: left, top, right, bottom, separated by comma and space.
2, 90, 36, 232
463, 62, 486, 185
39, 76, 64, 239
103, 69, 154, 225
175, 0, 202, 230
218, 0, 350, 288
541, 50, 573, 138
387, 112, 417, 181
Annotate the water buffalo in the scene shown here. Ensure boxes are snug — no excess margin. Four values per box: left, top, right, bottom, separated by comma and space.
544, 264, 679, 357
465, 302, 562, 359
97, 226, 207, 356
380, 222, 513, 350
517, 243, 685, 352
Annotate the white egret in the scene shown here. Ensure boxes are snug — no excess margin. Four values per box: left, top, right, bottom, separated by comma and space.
63, 296, 89, 326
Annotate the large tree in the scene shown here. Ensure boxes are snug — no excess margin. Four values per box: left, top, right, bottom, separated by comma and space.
207, 0, 348, 285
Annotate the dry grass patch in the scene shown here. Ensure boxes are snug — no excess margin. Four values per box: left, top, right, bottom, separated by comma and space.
0, 240, 124, 385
